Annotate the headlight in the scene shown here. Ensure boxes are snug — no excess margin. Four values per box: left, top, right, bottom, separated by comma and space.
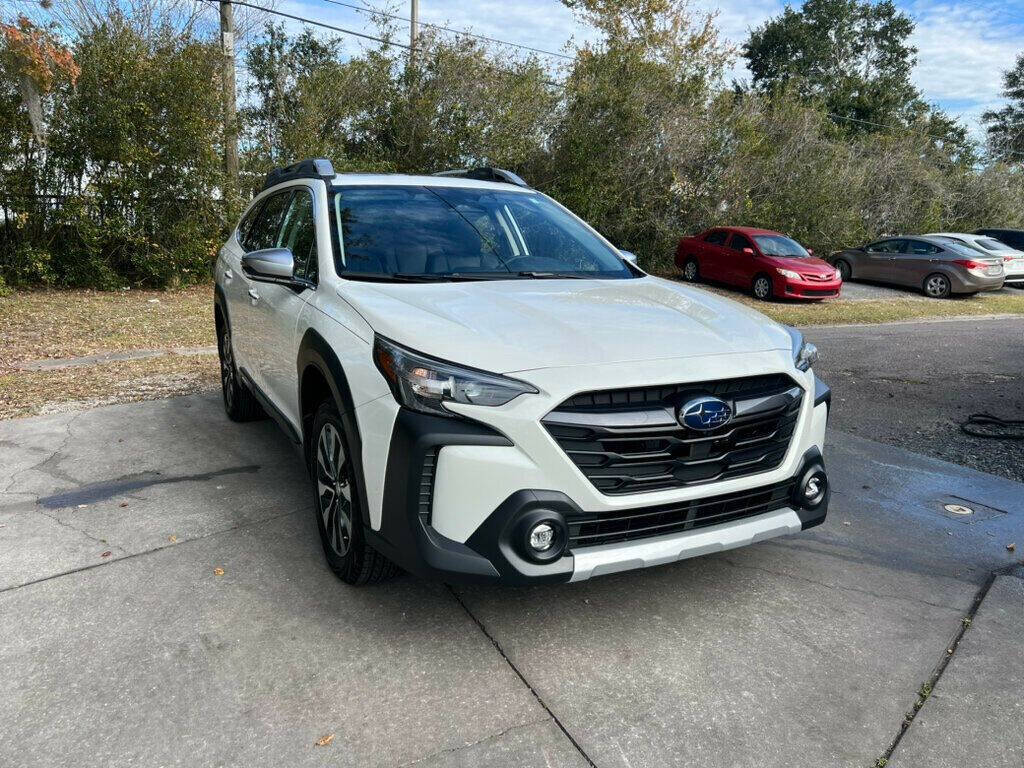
785, 326, 818, 372
373, 335, 538, 417
776, 268, 800, 280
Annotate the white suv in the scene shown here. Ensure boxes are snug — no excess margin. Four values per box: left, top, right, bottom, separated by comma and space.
214, 159, 831, 585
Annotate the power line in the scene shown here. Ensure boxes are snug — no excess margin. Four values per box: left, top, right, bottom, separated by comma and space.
316, 0, 574, 60
196, 0, 415, 50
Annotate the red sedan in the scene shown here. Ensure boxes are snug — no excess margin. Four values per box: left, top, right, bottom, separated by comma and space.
675, 226, 842, 301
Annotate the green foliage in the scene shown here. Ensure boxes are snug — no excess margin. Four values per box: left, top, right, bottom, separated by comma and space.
983, 53, 1024, 164
2, 1, 1023, 287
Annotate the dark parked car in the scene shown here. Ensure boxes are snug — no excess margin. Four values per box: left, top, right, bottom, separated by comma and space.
827, 236, 1004, 298
675, 226, 841, 300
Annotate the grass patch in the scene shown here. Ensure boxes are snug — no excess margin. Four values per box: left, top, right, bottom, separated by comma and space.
0, 354, 219, 419
0, 285, 214, 367
758, 294, 1024, 326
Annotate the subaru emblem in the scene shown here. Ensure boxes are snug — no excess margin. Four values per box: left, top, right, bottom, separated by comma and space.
679, 396, 733, 431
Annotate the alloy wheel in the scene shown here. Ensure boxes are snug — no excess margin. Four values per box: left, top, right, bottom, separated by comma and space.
925, 275, 950, 298
684, 260, 698, 280
754, 277, 771, 299
220, 328, 235, 410
316, 422, 353, 557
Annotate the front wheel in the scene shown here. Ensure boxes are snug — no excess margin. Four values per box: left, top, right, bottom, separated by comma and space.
681, 257, 700, 282
311, 401, 397, 585
923, 273, 952, 299
752, 274, 774, 301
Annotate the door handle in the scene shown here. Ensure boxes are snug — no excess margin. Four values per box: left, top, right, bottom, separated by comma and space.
224, 268, 234, 281
247, 288, 259, 303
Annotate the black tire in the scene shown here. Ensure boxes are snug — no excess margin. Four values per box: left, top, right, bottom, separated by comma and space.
923, 272, 952, 299
752, 274, 774, 301
217, 321, 263, 421
835, 259, 852, 282
681, 257, 700, 282
310, 400, 397, 585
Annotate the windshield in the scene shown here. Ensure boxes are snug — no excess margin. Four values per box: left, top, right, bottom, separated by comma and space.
331, 185, 635, 280
752, 234, 810, 258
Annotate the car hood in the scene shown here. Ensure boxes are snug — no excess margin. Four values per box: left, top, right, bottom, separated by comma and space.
342, 276, 793, 373
768, 256, 837, 275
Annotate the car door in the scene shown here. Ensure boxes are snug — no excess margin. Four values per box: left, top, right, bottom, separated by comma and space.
254, 186, 318, 427
893, 239, 941, 287
236, 189, 293, 391
860, 239, 905, 282
699, 229, 731, 281
724, 232, 757, 287
219, 200, 263, 375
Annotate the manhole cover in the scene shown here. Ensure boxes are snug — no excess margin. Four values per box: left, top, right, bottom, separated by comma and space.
944, 503, 973, 516
938, 496, 1008, 524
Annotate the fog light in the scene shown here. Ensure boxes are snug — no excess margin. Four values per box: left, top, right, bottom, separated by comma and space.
529, 522, 555, 552
804, 477, 822, 499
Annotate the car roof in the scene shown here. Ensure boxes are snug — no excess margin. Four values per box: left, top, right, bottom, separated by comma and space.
713, 226, 784, 237
329, 173, 535, 193
927, 232, 985, 240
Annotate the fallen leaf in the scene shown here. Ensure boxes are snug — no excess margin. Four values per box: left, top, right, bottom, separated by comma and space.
100, 551, 112, 558
213, 567, 225, 576
119, 502, 128, 508
314, 734, 335, 747
1007, 543, 1016, 552
842, 521, 851, 526
169, 535, 178, 543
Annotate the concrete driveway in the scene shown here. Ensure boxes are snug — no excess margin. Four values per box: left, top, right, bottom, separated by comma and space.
1, 393, 1022, 767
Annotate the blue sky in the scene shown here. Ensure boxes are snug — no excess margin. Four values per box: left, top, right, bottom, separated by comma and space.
244, 0, 1024, 137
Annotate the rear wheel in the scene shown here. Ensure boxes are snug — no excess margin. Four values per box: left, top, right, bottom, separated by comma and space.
682, 257, 700, 282
752, 274, 773, 301
217, 323, 263, 421
923, 273, 951, 299
835, 259, 852, 282
311, 401, 397, 585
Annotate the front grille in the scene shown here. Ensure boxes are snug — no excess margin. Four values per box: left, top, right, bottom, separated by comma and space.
418, 447, 439, 523
568, 479, 796, 548
543, 374, 803, 495
801, 288, 837, 296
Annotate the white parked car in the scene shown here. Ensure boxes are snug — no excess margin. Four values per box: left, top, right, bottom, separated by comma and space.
214, 159, 831, 585
927, 232, 1024, 287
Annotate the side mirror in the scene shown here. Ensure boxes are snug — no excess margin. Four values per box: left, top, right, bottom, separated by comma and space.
619, 249, 638, 265
242, 247, 294, 281
742, 247, 755, 256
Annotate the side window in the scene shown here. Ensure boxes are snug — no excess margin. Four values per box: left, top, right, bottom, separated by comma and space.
906, 240, 940, 255
246, 191, 293, 252
866, 239, 902, 253
278, 189, 318, 283
729, 234, 754, 252
704, 230, 728, 246
237, 202, 263, 250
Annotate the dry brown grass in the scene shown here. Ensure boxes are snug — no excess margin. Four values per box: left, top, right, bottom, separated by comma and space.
0, 285, 214, 367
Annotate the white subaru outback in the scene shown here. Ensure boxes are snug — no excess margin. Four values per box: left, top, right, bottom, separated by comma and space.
214, 159, 831, 586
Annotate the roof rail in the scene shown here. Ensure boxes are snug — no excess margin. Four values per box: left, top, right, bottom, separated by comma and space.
433, 167, 530, 188
262, 158, 336, 191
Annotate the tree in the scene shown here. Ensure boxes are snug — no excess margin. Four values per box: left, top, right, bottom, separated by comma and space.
743, 0, 922, 129
983, 53, 1024, 164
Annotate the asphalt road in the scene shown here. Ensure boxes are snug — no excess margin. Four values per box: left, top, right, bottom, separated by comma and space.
806, 316, 1024, 483
2, 361, 1022, 766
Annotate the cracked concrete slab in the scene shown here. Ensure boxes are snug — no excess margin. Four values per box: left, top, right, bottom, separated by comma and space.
1, 392, 1022, 767
0, 514, 553, 768
888, 574, 1024, 768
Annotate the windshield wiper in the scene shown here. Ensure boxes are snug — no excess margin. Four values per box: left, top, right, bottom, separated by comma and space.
514, 271, 589, 279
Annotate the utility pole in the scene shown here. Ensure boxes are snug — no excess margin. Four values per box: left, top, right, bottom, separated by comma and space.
409, 0, 418, 65
219, 0, 239, 197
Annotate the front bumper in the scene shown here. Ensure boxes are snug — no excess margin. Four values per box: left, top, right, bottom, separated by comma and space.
777, 276, 842, 300
363, 369, 832, 585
